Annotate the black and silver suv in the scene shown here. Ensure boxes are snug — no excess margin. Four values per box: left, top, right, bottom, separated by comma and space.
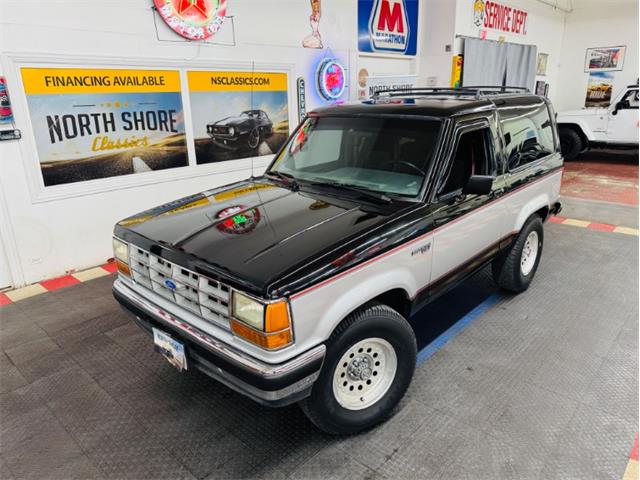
113, 87, 563, 434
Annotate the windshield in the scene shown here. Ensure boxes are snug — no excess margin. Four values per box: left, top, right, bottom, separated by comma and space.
269, 116, 441, 197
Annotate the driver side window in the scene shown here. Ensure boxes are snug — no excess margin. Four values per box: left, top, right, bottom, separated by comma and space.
439, 127, 492, 197
618, 90, 639, 109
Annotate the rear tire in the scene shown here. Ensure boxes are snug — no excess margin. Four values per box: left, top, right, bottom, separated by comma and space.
300, 302, 416, 435
492, 216, 544, 293
559, 127, 583, 160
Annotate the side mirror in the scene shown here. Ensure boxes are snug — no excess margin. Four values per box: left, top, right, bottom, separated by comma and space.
463, 175, 493, 195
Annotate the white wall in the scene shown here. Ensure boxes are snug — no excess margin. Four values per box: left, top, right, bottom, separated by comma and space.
555, 1, 639, 112
0, 0, 415, 287
417, 0, 458, 87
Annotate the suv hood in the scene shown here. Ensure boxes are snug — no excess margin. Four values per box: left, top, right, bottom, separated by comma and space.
115, 180, 401, 295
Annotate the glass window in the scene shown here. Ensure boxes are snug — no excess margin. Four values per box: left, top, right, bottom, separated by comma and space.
270, 116, 441, 197
618, 89, 639, 109
439, 128, 493, 197
500, 103, 555, 171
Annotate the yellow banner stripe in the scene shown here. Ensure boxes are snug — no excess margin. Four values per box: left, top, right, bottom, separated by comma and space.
21, 68, 181, 95
188, 71, 288, 92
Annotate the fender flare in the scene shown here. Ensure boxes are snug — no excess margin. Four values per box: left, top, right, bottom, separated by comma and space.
296, 268, 415, 345
557, 120, 594, 142
511, 193, 552, 232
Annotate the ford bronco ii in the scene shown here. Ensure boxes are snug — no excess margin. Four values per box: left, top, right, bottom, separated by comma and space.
113, 86, 563, 435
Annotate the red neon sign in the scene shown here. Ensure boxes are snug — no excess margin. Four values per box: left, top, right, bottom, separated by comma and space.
154, 0, 227, 41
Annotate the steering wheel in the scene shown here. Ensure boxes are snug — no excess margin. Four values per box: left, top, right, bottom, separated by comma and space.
383, 160, 426, 176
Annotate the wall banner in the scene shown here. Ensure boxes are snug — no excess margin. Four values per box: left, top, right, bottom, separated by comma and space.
585, 71, 614, 108
21, 68, 187, 187
358, 0, 419, 56
187, 71, 289, 164
472, 0, 528, 36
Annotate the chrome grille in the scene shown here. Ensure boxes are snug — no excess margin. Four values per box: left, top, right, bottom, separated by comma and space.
129, 246, 231, 328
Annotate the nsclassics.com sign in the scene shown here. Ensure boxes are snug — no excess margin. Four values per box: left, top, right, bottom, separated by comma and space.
358, 0, 419, 56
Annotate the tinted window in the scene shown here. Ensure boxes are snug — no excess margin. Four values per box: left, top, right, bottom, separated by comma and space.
439, 127, 493, 196
271, 116, 441, 197
500, 103, 555, 171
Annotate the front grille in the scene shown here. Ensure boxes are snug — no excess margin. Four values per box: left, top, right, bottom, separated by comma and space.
129, 246, 231, 329
213, 126, 229, 135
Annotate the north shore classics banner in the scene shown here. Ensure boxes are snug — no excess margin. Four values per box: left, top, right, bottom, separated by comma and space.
187, 70, 289, 164
21, 68, 188, 186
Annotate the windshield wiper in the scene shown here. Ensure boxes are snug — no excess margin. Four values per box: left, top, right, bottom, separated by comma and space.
265, 171, 300, 191
309, 180, 392, 204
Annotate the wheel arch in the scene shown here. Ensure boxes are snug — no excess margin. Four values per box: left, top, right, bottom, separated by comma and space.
558, 122, 591, 145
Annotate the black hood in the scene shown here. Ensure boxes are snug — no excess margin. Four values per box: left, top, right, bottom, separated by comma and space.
213, 115, 251, 127
115, 180, 407, 296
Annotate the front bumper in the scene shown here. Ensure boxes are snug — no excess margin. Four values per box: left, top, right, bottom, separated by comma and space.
112, 278, 325, 407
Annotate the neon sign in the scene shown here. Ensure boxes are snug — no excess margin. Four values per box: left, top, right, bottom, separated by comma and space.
316, 59, 346, 101
154, 0, 227, 41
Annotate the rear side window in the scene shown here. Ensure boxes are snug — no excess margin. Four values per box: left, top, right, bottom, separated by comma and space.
500, 103, 556, 171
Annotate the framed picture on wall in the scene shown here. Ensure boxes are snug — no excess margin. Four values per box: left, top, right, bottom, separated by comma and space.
584, 46, 626, 72
536, 53, 548, 76
535, 80, 546, 96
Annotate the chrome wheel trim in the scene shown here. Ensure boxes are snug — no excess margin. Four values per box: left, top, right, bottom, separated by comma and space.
332, 337, 398, 411
520, 231, 539, 276
247, 128, 260, 149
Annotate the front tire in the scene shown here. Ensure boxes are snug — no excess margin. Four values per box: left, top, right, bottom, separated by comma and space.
247, 127, 261, 150
559, 127, 583, 160
492, 215, 544, 293
300, 302, 416, 435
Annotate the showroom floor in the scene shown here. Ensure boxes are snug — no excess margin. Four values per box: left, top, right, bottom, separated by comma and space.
1, 153, 638, 480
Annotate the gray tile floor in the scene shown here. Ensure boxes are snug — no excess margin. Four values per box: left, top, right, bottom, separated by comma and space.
0, 219, 637, 479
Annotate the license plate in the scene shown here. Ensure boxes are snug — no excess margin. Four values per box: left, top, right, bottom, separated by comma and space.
152, 328, 187, 371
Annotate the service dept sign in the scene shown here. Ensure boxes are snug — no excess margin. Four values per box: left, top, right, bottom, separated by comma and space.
154, 0, 227, 41
358, 0, 419, 56
472, 0, 528, 36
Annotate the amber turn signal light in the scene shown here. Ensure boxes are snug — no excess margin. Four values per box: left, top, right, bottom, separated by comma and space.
265, 301, 290, 333
116, 259, 131, 277
231, 319, 292, 350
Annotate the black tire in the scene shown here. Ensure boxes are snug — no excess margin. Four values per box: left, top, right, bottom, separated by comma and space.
246, 127, 261, 150
559, 127, 583, 160
492, 215, 544, 293
299, 302, 416, 435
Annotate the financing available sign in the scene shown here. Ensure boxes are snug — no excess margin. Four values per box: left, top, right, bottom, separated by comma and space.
472, 0, 528, 36
21, 68, 188, 187
358, 0, 419, 56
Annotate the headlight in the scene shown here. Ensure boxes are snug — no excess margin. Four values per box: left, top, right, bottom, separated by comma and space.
228, 127, 235, 136
231, 291, 292, 350
112, 237, 129, 263
112, 237, 131, 277
232, 292, 264, 330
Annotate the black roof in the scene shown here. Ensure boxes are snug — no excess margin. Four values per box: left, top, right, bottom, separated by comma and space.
311, 89, 546, 118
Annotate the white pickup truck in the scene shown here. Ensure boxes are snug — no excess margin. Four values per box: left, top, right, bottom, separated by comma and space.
557, 84, 638, 160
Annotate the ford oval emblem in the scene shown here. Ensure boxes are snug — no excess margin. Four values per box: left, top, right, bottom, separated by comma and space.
164, 279, 177, 290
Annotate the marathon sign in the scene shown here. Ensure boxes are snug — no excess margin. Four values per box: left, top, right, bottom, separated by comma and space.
472, 0, 528, 36
358, 0, 419, 56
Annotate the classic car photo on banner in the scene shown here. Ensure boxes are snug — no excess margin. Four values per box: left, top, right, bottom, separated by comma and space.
187, 71, 289, 164
21, 68, 188, 187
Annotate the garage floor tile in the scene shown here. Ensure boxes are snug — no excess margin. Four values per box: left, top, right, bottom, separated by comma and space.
0, 200, 637, 479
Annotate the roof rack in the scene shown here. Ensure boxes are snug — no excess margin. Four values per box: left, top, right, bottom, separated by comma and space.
372, 86, 530, 100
